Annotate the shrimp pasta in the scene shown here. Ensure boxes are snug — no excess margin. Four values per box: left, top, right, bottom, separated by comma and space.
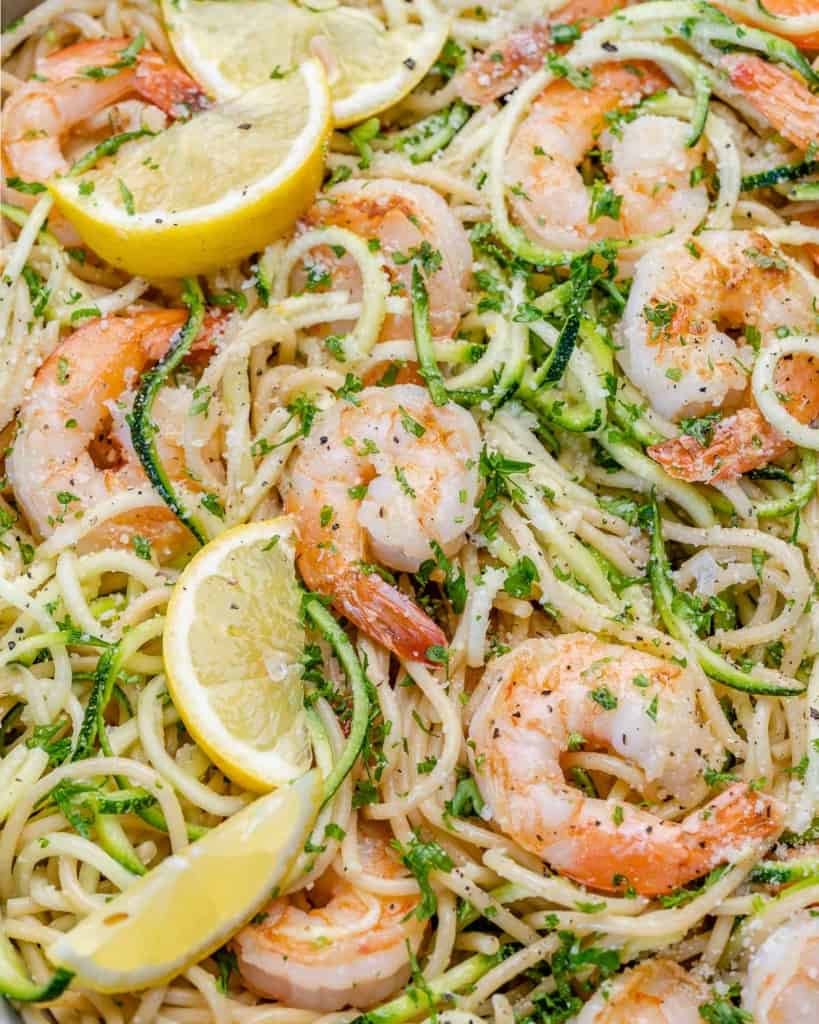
2, 0, 819, 1021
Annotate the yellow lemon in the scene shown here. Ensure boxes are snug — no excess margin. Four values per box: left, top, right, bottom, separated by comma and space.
49, 60, 331, 277
48, 771, 320, 993
162, 0, 449, 126
164, 518, 311, 793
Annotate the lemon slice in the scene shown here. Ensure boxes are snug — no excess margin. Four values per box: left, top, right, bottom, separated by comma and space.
49, 60, 331, 277
48, 770, 320, 993
164, 518, 311, 793
161, 0, 449, 126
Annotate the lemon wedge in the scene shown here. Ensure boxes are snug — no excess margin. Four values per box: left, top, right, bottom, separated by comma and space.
164, 518, 311, 793
161, 0, 449, 126
49, 60, 331, 277
48, 770, 320, 993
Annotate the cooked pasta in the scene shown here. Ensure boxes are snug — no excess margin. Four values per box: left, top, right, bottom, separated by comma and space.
2, 0, 819, 1021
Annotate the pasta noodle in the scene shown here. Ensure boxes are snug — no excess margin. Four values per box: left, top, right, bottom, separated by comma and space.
2, 0, 819, 1020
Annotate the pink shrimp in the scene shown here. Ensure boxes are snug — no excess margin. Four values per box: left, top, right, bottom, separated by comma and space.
283, 383, 481, 663
618, 231, 819, 483
2, 36, 208, 186
743, 914, 819, 1023
234, 823, 426, 1011
718, 0, 819, 49
575, 959, 708, 1023
7, 310, 218, 561
469, 635, 783, 896
300, 179, 472, 341
723, 53, 819, 152
504, 63, 710, 257
458, 0, 631, 105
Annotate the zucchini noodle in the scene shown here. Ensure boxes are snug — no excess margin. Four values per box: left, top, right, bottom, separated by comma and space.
753, 336, 819, 450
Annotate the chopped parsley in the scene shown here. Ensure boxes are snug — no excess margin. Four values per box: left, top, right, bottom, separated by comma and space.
588, 181, 623, 223
394, 466, 416, 498
546, 53, 594, 90
504, 556, 540, 599
399, 405, 426, 437
476, 449, 531, 541
589, 686, 618, 710
391, 834, 454, 920
643, 300, 678, 336
117, 178, 135, 215
444, 771, 485, 818
679, 412, 722, 447
131, 535, 152, 561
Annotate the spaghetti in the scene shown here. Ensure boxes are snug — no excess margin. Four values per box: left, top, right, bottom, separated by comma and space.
2, 0, 819, 1021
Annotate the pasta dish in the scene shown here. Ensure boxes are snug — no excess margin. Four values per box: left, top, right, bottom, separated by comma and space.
2, 0, 819, 1021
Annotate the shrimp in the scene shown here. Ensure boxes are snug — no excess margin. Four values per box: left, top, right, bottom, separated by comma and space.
468, 635, 783, 896
743, 914, 819, 1023
301, 179, 472, 340
283, 383, 480, 663
575, 959, 708, 1022
720, 0, 819, 49
722, 53, 819, 152
234, 823, 426, 1011
2, 36, 208, 186
617, 230, 819, 482
458, 0, 628, 105
505, 64, 709, 256
7, 311, 215, 561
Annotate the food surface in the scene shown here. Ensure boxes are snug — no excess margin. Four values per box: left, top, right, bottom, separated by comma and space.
1, 0, 819, 1021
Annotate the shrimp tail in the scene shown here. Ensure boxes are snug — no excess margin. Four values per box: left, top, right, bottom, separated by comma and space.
723, 53, 819, 151
458, 20, 553, 105
137, 308, 226, 363
134, 53, 211, 116
457, 0, 630, 104
561, 782, 783, 895
36, 37, 210, 115
648, 408, 790, 482
679, 782, 784, 871
329, 569, 448, 664
650, 348, 819, 482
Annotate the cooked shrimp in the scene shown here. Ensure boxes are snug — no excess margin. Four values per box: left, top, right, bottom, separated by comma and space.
723, 53, 819, 152
234, 823, 426, 1012
721, 0, 819, 49
617, 230, 819, 481
468, 635, 783, 895
743, 914, 819, 1023
7, 311, 214, 560
458, 0, 627, 105
301, 179, 472, 339
283, 383, 480, 662
2, 36, 208, 185
505, 64, 709, 255
575, 958, 708, 1022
